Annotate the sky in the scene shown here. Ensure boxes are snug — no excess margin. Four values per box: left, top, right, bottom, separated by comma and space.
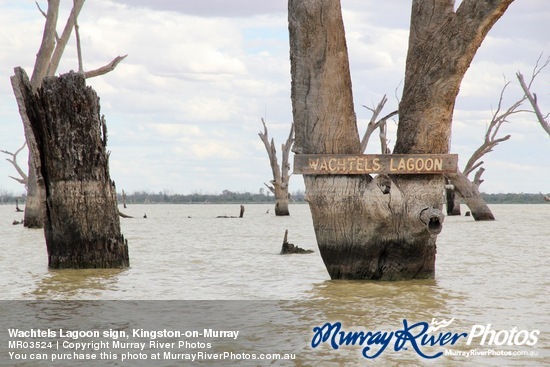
0, 0, 548, 196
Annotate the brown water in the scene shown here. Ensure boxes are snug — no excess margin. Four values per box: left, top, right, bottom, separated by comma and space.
1, 204, 548, 366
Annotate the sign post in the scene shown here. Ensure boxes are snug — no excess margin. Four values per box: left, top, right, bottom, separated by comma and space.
293, 154, 458, 175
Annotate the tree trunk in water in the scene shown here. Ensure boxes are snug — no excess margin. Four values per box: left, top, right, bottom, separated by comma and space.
12, 68, 129, 268
289, 0, 441, 280
289, 0, 511, 280
451, 193, 462, 216
445, 185, 461, 216
449, 171, 495, 221
274, 186, 290, 216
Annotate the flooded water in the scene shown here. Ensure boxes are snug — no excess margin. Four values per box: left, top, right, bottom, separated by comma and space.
1, 204, 548, 366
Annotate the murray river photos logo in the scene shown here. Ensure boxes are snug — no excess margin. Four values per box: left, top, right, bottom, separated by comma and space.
310, 318, 540, 359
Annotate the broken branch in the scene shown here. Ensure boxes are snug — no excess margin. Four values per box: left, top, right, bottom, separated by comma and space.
84, 55, 128, 79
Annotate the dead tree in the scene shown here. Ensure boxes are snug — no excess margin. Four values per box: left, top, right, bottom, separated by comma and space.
12, 69, 129, 268
280, 229, 313, 254
1, 142, 28, 187
361, 95, 397, 154
449, 79, 527, 220
13, 0, 126, 228
449, 57, 549, 220
516, 55, 550, 137
258, 119, 294, 216
289, 0, 513, 280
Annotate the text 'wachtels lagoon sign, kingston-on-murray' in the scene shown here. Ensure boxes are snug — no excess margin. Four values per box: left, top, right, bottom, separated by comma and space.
293, 154, 458, 175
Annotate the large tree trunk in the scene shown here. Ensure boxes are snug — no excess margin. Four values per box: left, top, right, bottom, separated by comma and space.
12, 68, 129, 269
289, 0, 512, 280
290, 0, 441, 280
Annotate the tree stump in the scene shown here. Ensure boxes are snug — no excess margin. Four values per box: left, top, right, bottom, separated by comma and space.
15, 199, 23, 212
445, 182, 461, 216
280, 230, 313, 254
12, 68, 129, 269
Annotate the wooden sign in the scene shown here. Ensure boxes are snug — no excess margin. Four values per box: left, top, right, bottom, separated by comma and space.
293, 154, 458, 175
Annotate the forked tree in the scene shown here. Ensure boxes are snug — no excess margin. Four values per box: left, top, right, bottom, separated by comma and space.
258, 119, 294, 215
289, 0, 514, 280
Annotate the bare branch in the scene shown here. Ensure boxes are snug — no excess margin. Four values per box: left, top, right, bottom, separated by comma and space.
516, 55, 550, 137
258, 118, 280, 183
473, 167, 485, 187
361, 95, 387, 152
264, 182, 276, 194
360, 95, 397, 153
31, 0, 60, 89
528, 54, 550, 89
84, 55, 128, 79
35, 1, 47, 18
281, 122, 294, 182
463, 79, 524, 176
379, 111, 397, 154
74, 0, 84, 73
47, 0, 85, 77
1, 142, 28, 186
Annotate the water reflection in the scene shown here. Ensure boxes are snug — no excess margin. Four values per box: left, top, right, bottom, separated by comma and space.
29, 269, 126, 299
282, 279, 473, 366
300, 279, 453, 322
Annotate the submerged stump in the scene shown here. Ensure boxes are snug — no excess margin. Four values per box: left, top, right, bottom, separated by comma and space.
280, 230, 313, 254
12, 68, 129, 269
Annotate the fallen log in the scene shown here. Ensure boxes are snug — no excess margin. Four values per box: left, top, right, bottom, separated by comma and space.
217, 205, 245, 218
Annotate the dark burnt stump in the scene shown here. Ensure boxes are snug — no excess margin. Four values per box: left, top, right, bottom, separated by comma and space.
280, 230, 313, 254
12, 68, 129, 269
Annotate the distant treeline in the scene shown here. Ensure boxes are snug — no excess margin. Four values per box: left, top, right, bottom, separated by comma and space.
117, 190, 307, 204
0, 190, 548, 205
120, 191, 549, 204
481, 193, 548, 204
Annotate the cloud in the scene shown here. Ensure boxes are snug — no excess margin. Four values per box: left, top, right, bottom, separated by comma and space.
0, 0, 548, 195
110, 0, 286, 17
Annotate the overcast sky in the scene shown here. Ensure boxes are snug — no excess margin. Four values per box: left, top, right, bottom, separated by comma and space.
0, 0, 548, 196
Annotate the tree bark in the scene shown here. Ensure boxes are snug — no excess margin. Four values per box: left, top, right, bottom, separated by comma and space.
289, 0, 512, 280
12, 68, 129, 269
